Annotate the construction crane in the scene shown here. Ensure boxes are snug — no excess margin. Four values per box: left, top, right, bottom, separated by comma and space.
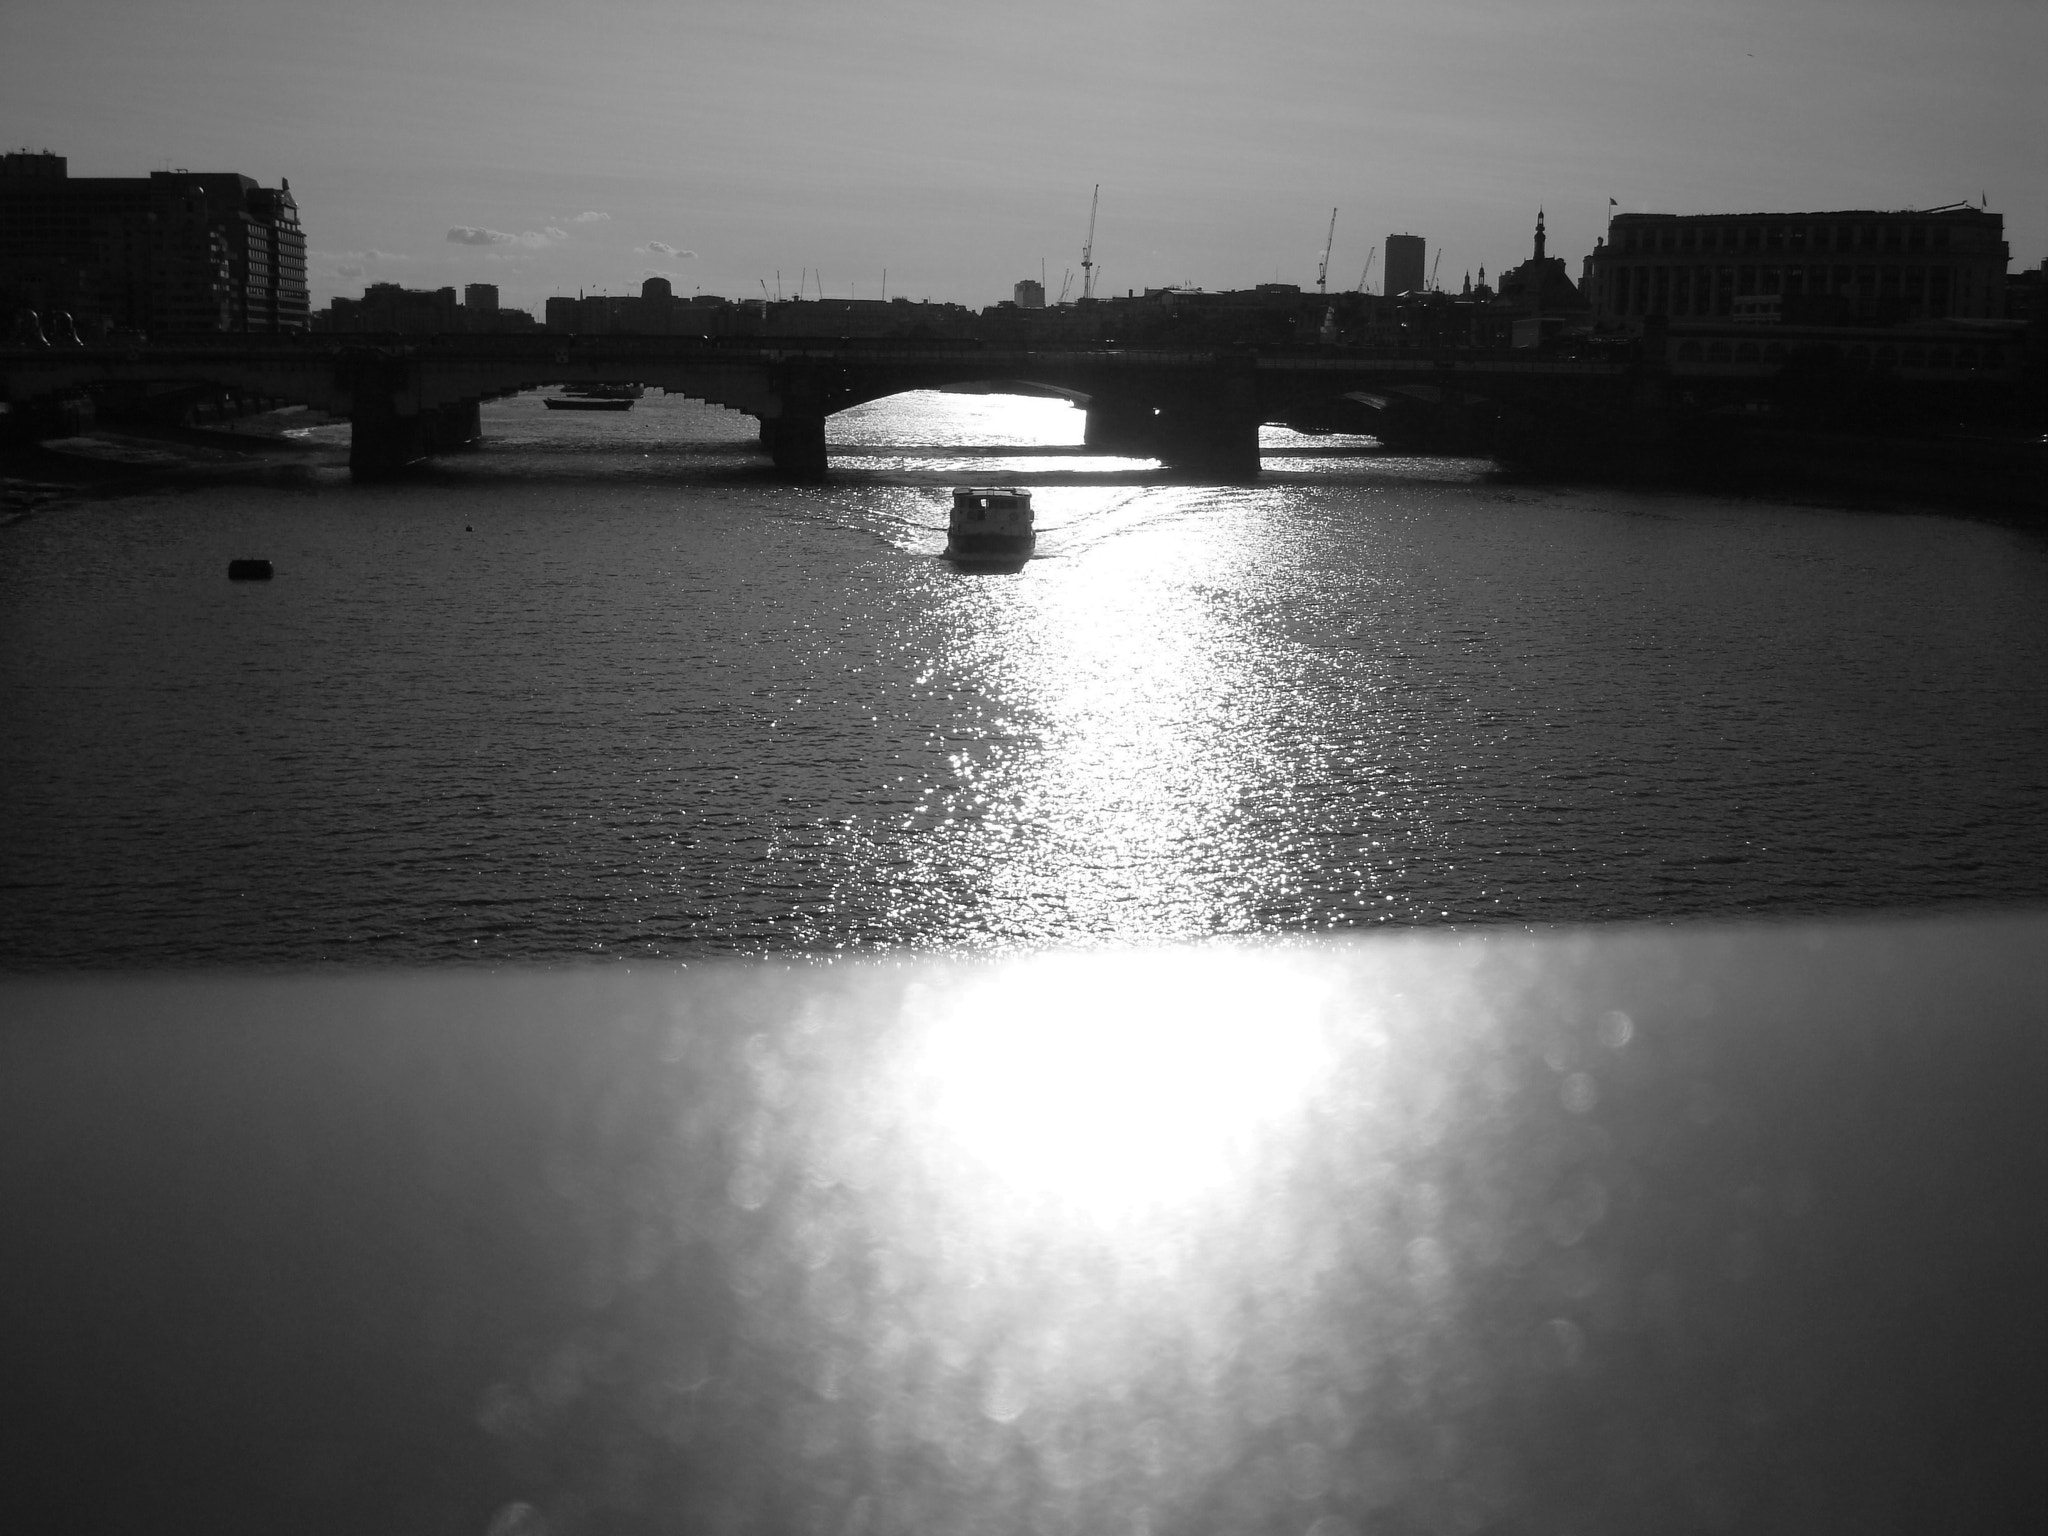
1057, 267, 1073, 304
1080, 184, 1100, 302
1354, 249, 1376, 292
1428, 250, 1443, 291
1316, 208, 1338, 295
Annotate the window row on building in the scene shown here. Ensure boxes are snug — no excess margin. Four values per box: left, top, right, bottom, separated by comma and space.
1609, 214, 2002, 259
1585, 208, 2009, 327
1598, 260, 1999, 322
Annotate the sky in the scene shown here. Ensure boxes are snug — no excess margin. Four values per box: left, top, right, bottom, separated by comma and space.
6, 0, 2044, 315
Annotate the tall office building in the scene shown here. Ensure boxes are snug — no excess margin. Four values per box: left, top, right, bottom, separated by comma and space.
0, 151, 307, 336
1013, 279, 1045, 309
1384, 234, 1426, 296
464, 283, 499, 313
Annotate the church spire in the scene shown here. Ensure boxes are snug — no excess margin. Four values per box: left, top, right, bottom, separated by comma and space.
1534, 207, 1546, 262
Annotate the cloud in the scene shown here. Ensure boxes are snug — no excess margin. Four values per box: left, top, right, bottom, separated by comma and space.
450, 226, 567, 249
572, 211, 610, 223
641, 241, 697, 258
314, 249, 406, 276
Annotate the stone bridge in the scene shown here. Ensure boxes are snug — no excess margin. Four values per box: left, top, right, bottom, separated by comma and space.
2, 328, 2032, 480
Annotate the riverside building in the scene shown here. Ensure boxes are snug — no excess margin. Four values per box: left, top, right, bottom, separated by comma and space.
1584, 205, 2009, 328
0, 150, 307, 336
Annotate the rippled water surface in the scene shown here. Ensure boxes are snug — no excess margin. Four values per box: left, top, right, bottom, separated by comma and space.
4, 390, 2047, 964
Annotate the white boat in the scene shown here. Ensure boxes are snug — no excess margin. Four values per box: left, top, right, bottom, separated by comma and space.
945, 487, 1034, 566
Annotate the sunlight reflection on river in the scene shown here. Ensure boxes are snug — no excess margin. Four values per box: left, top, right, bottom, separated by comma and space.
829, 389, 1150, 480
985, 506, 1293, 933
814, 391, 1363, 939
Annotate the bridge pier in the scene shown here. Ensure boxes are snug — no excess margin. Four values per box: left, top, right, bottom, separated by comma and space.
347, 397, 480, 479
1084, 396, 1157, 453
421, 399, 482, 453
761, 412, 828, 480
347, 397, 426, 480
339, 349, 432, 481
1373, 395, 1495, 455
1151, 399, 1262, 479
1085, 379, 1261, 477
1082, 395, 1160, 454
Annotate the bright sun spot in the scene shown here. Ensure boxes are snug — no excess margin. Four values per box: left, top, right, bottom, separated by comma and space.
908, 950, 1332, 1226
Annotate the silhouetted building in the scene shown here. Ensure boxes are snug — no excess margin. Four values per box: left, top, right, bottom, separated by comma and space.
0, 150, 306, 336
1384, 234, 1426, 296
547, 288, 688, 334
312, 281, 536, 333
542, 289, 978, 340
1584, 204, 2009, 327
317, 282, 457, 332
537, 278, 688, 334
2003, 259, 2044, 324
1495, 210, 1588, 316
1490, 210, 1591, 348
1014, 279, 1045, 309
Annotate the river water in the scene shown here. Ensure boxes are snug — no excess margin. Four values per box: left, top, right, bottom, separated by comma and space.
4, 389, 2047, 965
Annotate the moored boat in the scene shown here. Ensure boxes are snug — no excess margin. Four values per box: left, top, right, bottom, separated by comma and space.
543, 395, 633, 411
544, 382, 642, 411
945, 487, 1035, 567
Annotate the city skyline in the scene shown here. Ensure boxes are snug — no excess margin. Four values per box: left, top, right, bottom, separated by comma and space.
6, 0, 2045, 314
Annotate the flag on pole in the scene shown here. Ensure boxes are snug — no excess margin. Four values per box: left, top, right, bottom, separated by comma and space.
1609, 197, 1618, 207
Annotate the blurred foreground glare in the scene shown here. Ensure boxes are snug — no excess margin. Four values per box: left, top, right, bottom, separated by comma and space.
911, 951, 1334, 1228
4, 917, 2043, 1536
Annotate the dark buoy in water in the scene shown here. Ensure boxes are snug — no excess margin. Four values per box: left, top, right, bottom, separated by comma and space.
465, 524, 473, 532
227, 559, 274, 581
